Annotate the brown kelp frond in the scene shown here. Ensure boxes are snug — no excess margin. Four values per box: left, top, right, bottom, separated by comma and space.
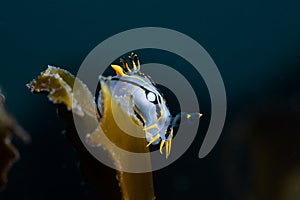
27, 66, 155, 200
27, 66, 96, 118
88, 81, 154, 200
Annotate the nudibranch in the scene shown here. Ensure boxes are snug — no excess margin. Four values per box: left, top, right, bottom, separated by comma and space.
96, 53, 202, 158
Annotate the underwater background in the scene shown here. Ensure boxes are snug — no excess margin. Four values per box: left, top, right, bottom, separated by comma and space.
0, 0, 300, 199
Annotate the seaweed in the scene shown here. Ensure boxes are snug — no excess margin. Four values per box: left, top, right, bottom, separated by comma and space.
27, 66, 155, 200
0, 90, 30, 191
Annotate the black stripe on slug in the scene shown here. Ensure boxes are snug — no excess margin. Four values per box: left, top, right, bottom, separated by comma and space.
133, 105, 146, 126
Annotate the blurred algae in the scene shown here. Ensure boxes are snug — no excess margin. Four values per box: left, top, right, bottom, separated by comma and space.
27, 66, 155, 200
0, 90, 30, 191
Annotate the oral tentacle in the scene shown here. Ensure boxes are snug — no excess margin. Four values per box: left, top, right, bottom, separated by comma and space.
165, 141, 170, 158
146, 134, 160, 147
159, 140, 165, 154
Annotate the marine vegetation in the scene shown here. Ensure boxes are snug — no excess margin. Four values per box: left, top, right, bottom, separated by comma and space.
0, 90, 30, 191
27, 66, 154, 200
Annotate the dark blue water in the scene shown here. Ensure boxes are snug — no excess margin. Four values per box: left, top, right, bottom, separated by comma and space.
0, 0, 299, 199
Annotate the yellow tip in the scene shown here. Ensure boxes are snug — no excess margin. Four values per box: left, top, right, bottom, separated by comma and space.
125, 63, 131, 72
132, 60, 137, 70
111, 64, 125, 76
165, 141, 169, 158
165, 138, 173, 158
146, 134, 160, 147
159, 140, 165, 154
137, 59, 141, 68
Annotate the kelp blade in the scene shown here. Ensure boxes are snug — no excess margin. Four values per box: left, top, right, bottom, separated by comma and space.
28, 66, 155, 200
